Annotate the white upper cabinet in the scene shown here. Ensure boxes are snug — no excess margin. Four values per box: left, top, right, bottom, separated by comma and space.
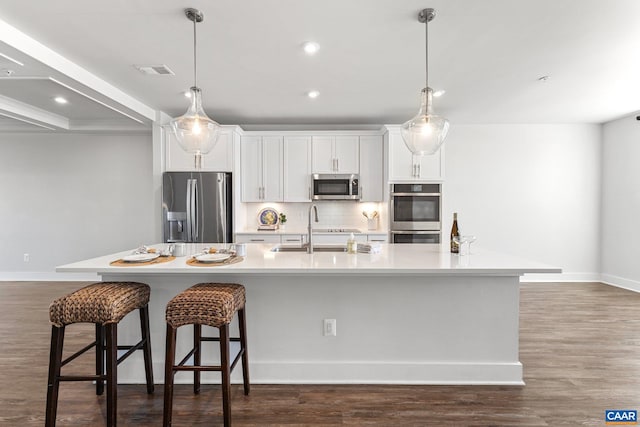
240, 136, 283, 202
359, 135, 383, 202
386, 126, 444, 181
164, 126, 233, 172
312, 136, 359, 174
283, 136, 312, 202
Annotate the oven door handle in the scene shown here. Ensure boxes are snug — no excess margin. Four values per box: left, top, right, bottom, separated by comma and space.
390, 192, 441, 197
390, 230, 440, 234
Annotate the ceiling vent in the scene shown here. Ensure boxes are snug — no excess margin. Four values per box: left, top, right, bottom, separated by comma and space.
134, 64, 175, 76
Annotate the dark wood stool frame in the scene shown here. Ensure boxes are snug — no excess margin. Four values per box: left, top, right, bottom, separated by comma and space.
45, 305, 154, 426
163, 307, 250, 427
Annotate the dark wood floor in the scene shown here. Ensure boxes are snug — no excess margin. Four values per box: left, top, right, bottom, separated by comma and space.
1, 281, 639, 426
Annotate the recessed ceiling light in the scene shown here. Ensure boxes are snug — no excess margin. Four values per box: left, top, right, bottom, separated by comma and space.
302, 41, 320, 55
307, 90, 320, 99
538, 75, 550, 82
54, 96, 68, 104
432, 89, 446, 97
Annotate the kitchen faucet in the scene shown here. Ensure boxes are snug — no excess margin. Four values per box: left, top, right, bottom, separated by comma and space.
307, 203, 319, 254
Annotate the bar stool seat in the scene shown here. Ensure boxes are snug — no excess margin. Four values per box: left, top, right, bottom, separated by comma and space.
45, 282, 154, 427
163, 283, 250, 427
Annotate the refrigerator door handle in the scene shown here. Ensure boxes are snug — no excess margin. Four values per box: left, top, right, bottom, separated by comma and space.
186, 179, 193, 242
192, 178, 198, 241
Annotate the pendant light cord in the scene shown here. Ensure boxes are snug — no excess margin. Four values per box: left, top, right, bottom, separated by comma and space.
193, 17, 198, 88
424, 17, 429, 90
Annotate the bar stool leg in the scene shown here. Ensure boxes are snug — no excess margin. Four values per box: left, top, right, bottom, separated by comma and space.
139, 305, 154, 394
105, 323, 118, 427
238, 308, 250, 395
193, 324, 202, 394
45, 325, 65, 427
163, 325, 177, 427
96, 324, 104, 396
219, 324, 231, 427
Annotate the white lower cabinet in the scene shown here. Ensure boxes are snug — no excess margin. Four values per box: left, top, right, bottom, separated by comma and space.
367, 233, 388, 243
235, 234, 282, 244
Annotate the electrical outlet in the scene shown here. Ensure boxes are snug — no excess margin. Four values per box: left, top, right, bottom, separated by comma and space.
323, 319, 337, 336
23, 253, 30, 262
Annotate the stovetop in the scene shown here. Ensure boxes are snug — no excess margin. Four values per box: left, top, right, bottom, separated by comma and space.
313, 228, 362, 233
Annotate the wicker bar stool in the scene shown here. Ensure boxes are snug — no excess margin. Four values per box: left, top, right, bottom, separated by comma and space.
45, 282, 154, 427
163, 283, 250, 427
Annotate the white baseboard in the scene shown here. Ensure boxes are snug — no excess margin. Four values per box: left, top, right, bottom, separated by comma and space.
601, 274, 640, 293
521, 272, 600, 282
131, 360, 524, 386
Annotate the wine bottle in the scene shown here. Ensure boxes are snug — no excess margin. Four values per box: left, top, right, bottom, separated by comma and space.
450, 212, 460, 253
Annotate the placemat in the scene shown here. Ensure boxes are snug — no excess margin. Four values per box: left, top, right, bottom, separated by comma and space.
186, 256, 244, 267
110, 256, 176, 266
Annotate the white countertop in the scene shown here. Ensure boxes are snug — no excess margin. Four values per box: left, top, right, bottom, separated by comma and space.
57, 243, 561, 276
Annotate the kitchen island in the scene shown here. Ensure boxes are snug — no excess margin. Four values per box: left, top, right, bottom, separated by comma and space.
57, 243, 560, 385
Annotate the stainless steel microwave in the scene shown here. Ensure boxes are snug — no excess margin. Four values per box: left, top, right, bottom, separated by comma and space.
312, 174, 360, 200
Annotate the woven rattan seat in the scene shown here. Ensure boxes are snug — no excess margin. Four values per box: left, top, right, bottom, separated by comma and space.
163, 283, 249, 427
165, 283, 245, 328
49, 281, 150, 327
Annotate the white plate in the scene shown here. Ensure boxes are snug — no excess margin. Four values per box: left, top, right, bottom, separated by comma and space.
122, 253, 160, 263
194, 253, 232, 263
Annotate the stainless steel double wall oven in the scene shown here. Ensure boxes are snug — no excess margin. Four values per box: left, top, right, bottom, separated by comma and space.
390, 183, 441, 244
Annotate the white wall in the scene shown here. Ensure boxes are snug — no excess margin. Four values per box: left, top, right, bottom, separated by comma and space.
441, 124, 602, 281
0, 132, 155, 279
601, 115, 640, 291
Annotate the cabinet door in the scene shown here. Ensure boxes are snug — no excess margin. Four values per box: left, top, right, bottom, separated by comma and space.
262, 136, 283, 201
334, 136, 359, 173
165, 127, 232, 171
312, 136, 335, 173
284, 136, 311, 201
240, 136, 263, 202
417, 148, 444, 180
359, 135, 383, 202
202, 130, 233, 171
388, 130, 417, 181
388, 128, 444, 181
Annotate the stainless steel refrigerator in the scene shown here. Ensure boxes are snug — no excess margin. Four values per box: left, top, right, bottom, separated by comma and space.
162, 172, 232, 243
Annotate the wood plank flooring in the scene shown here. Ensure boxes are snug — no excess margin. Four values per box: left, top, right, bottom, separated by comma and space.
1, 281, 639, 426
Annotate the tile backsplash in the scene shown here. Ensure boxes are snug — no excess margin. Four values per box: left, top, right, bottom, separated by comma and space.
242, 201, 386, 232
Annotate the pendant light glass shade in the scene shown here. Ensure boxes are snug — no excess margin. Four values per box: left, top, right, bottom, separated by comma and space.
170, 86, 220, 156
170, 8, 220, 169
401, 87, 449, 155
401, 8, 449, 156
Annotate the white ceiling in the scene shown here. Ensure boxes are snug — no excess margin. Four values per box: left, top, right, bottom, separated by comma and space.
0, 0, 639, 132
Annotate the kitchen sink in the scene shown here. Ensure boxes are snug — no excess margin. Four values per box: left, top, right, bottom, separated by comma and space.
270, 244, 348, 253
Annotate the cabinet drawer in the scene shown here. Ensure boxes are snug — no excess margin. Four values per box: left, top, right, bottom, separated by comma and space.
236, 234, 281, 244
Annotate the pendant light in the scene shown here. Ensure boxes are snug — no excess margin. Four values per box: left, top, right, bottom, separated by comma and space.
170, 8, 220, 170
401, 8, 449, 156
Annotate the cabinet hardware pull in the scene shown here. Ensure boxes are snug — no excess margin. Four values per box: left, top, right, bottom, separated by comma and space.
418, 164, 421, 177
250, 239, 264, 242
